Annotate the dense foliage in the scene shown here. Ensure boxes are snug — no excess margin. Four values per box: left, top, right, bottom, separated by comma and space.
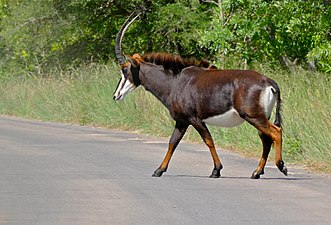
0, 0, 330, 74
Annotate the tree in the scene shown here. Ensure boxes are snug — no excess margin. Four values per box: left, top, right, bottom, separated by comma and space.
143, 1, 211, 58
199, 0, 331, 71
0, 0, 330, 74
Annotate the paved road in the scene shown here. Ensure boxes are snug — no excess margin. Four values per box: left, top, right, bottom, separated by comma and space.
0, 116, 330, 225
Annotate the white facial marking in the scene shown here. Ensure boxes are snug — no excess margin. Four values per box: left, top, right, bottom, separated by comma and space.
113, 71, 136, 101
260, 86, 276, 118
203, 108, 245, 128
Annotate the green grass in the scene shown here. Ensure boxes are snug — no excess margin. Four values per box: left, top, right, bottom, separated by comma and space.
0, 63, 330, 173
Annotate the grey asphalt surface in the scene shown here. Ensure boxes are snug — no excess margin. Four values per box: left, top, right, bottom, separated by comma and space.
0, 116, 330, 225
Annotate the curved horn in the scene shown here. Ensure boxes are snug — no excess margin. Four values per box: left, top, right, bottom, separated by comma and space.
115, 11, 142, 65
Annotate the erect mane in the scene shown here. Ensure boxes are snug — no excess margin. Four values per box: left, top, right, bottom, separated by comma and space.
140, 52, 214, 74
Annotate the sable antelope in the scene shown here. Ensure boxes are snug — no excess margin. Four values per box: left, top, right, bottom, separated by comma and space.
113, 12, 288, 179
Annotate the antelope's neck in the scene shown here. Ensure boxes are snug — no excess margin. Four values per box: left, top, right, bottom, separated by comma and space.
139, 64, 177, 108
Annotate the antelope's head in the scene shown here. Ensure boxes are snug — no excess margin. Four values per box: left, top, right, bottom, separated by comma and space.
113, 12, 142, 101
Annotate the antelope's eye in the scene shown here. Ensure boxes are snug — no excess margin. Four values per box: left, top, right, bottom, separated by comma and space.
122, 68, 128, 77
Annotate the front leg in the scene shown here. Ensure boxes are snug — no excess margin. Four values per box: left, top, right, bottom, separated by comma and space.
190, 119, 223, 178
152, 121, 188, 177
251, 133, 273, 179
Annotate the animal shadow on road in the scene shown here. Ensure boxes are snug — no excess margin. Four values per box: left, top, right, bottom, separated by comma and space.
164, 174, 311, 181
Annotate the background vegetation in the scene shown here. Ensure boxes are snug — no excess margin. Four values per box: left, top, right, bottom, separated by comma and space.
1, 0, 330, 74
0, 0, 330, 172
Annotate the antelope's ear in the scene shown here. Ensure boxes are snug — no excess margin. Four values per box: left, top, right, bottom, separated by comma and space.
126, 54, 143, 67
131, 54, 144, 63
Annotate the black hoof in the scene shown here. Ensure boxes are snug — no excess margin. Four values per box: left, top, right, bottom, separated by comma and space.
209, 169, 221, 178
277, 161, 288, 176
251, 173, 260, 179
152, 168, 165, 177
251, 170, 264, 179
281, 166, 288, 176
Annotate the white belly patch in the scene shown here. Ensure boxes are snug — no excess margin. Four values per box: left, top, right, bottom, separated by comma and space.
203, 108, 245, 128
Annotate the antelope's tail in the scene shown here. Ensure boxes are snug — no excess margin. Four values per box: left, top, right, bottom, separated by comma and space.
273, 86, 282, 128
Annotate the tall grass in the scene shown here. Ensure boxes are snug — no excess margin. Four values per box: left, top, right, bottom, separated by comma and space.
0, 63, 330, 172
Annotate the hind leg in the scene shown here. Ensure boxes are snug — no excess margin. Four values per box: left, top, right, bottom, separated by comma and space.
251, 132, 273, 179
245, 117, 287, 178
270, 123, 287, 176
